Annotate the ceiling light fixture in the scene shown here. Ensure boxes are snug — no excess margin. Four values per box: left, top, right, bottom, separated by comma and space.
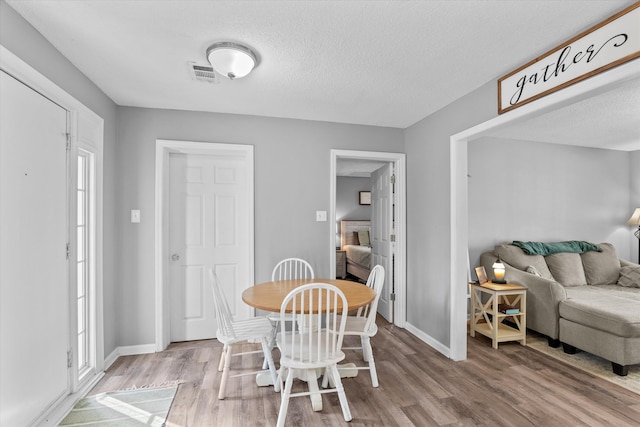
206, 42, 258, 80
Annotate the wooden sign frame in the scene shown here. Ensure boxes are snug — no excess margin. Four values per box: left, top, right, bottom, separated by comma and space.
498, 2, 640, 114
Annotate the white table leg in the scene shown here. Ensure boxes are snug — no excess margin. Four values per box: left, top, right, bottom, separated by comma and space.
306, 369, 323, 411
337, 363, 358, 378
256, 370, 275, 387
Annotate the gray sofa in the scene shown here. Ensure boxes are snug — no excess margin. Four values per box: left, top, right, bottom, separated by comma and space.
480, 242, 640, 376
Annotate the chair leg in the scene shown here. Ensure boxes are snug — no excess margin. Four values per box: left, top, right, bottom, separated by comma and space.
329, 364, 352, 422
218, 344, 228, 372
218, 344, 233, 400
362, 336, 379, 387
261, 338, 279, 390
361, 336, 370, 362
275, 366, 288, 393
276, 368, 294, 427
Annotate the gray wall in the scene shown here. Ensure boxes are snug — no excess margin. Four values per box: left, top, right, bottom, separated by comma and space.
404, 81, 497, 346
4, 0, 638, 354
405, 80, 638, 349
631, 150, 640, 262
468, 138, 632, 267
336, 176, 371, 247
115, 107, 403, 346
0, 0, 120, 356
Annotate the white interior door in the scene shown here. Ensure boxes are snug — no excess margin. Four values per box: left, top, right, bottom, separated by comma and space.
371, 163, 394, 322
168, 151, 252, 342
0, 71, 70, 426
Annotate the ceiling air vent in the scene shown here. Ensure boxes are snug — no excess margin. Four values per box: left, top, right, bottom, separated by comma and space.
188, 62, 219, 83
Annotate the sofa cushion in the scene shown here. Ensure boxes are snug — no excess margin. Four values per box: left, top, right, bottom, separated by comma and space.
545, 252, 587, 286
618, 265, 640, 288
494, 244, 554, 280
559, 295, 640, 338
579, 243, 620, 286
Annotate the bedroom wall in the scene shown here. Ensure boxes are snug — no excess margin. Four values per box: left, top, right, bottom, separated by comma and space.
0, 0, 120, 356
467, 138, 632, 269
336, 176, 371, 247
115, 107, 403, 346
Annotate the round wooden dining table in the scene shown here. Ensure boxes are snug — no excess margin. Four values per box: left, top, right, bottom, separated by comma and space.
242, 278, 375, 412
242, 278, 375, 313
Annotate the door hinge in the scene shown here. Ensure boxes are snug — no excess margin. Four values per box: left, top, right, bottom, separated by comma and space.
390, 293, 396, 301
67, 350, 73, 368
390, 174, 396, 185
65, 133, 71, 151
390, 234, 396, 242
66, 242, 70, 260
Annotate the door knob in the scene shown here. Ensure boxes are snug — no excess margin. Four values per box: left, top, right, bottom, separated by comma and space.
171, 254, 180, 261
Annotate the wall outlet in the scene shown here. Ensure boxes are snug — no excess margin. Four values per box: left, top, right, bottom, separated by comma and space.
316, 211, 327, 222
131, 209, 141, 223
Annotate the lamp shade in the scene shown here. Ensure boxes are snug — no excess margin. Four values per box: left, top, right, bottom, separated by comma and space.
492, 258, 506, 283
628, 208, 640, 226
207, 42, 258, 80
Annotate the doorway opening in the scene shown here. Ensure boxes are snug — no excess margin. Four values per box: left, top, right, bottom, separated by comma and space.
330, 150, 406, 328
449, 59, 640, 361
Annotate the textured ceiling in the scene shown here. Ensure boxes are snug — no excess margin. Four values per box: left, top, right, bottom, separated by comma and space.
488, 75, 640, 151
5, 0, 639, 149
336, 159, 388, 177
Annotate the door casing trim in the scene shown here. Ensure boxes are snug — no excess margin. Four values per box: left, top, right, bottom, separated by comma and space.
330, 149, 406, 328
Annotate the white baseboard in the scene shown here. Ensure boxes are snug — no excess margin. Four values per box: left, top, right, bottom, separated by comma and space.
104, 348, 120, 370
119, 343, 157, 355
30, 372, 104, 427
29, 344, 156, 426
104, 344, 156, 370
404, 322, 451, 358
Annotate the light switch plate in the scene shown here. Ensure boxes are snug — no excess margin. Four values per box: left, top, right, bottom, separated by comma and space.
316, 211, 327, 222
131, 209, 141, 223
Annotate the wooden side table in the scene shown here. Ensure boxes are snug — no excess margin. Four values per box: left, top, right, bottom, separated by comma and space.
336, 250, 346, 279
469, 282, 527, 349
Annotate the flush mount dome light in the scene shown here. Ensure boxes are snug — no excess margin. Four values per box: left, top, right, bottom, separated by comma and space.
206, 42, 258, 80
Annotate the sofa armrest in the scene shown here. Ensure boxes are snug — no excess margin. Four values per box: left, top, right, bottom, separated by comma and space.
504, 265, 567, 339
620, 258, 640, 268
480, 251, 566, 339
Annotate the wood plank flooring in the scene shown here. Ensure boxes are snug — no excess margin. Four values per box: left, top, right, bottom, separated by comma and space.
89, 318, 640, 426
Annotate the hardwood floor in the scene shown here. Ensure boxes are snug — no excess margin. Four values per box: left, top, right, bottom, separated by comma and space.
90, 318, 640, 426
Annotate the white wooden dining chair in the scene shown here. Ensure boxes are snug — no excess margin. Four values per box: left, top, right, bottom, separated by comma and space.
275, 283, 352, 427
271, 257, 315, 281
263, 258, 315, 369
208, 270, 278, 399
331, 264, 385, 388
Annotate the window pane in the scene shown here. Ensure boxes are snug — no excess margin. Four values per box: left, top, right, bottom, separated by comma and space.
78, 333, 85, 368
77, 190, 85, 226
77, 262, 85, 297
77, 297, 85, 333
77, 226, 85, 262
77, 155, 85, 190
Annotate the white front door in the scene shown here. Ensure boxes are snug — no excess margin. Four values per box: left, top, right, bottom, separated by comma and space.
168, 151, 252, 342
0, 71, 70, 426
370, 163, 394, 322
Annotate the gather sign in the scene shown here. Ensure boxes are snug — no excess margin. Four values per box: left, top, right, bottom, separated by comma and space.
498, 2, 640, 114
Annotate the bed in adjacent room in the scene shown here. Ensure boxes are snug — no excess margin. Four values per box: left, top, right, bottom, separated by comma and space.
340, 220, 372, 282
